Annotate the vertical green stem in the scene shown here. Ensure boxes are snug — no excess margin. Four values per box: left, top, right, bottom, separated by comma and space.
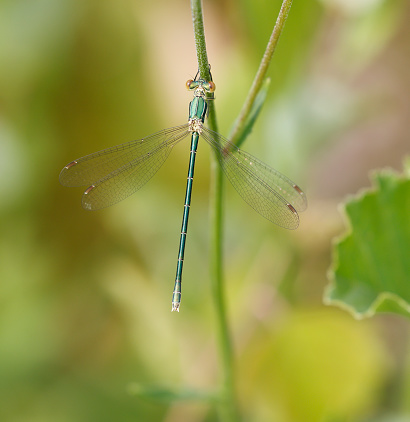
229, 0, 293, 147
190, 0, 212, 82
210, 147, 239, 422
190, 1, 294, 421
191, 1, 239, 421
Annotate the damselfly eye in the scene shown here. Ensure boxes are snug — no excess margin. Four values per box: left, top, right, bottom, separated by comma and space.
186, 79, 193, 90
208, 81, 215, 92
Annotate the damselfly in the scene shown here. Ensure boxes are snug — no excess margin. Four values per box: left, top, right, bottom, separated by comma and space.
59, 75, 307, 311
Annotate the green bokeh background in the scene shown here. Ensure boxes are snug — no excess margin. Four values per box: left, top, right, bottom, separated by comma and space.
1, 0, 409, 421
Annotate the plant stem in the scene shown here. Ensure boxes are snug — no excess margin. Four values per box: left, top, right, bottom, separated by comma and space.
190, 0, 212, 83
190, 1, 294, 421
229, 0, 293, 147
191, 1, 239, 421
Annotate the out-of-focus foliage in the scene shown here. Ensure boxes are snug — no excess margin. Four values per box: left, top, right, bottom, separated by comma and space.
0, 0, 409, 421
326, 162, 410, 319
238, 309, 388, 422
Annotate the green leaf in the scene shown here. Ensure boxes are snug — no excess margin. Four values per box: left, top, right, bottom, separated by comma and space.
230, 78, 270, 148
127, 383, 217, 403
325, 160, 410, 319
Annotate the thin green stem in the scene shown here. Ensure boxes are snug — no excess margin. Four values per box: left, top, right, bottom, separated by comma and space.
229, 0, 293, 146
190, 0, 212, 83
210, 149, 239, 422
190, 1, 294, 421
191, 1, 239, 421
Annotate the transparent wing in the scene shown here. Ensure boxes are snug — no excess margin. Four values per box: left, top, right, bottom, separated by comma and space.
59, 124, 189, 187
59, 124, 190, 210
201, 127, 307, 229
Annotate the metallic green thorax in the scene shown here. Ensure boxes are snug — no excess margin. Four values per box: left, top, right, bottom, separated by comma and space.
171, 80, 213, 311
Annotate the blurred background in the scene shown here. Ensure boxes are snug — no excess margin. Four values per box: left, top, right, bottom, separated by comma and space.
0, 0, 409, 421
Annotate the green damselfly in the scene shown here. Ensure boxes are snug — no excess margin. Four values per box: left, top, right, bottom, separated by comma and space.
59, 75, 307, 311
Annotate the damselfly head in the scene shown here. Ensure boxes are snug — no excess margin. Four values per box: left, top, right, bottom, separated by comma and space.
186, 79, 215, 96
